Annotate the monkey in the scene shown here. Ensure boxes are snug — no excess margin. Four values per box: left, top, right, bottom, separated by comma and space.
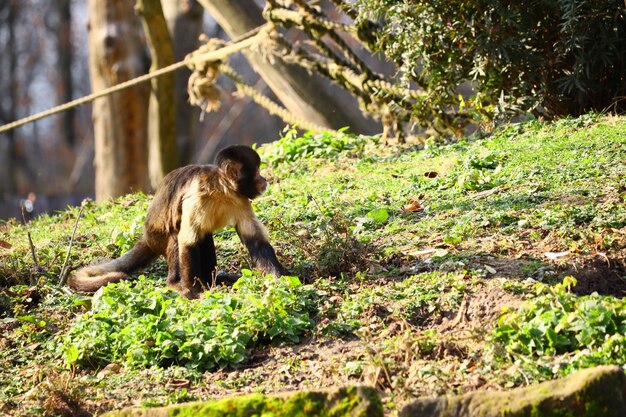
68, 145, 286, 299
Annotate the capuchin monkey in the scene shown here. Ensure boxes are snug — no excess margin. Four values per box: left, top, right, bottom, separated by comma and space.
68, 145, 286, 299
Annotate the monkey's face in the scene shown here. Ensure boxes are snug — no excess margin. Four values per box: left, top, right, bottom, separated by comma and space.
256, 172, 268, 194
216, 145, 268, 200
236, 166, 267, 200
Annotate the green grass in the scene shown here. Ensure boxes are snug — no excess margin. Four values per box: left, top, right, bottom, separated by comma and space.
1, 113, 626, 416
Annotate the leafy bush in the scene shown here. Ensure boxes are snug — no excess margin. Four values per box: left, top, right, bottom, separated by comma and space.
260, 126, 378, 166
493, 277, 626, 372
352, 0, 626, 126
57, 273, 316, 371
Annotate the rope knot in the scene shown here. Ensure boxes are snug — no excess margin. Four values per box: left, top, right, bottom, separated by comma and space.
187, 37, 225, 115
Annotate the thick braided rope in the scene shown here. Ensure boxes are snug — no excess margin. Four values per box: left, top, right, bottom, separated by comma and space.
219, 63, 333, 134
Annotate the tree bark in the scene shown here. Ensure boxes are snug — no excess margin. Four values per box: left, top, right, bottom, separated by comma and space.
197, 0, 380, 135
87, 0, 150, 201
4, 1, 19, 194
55, 0, 75, 146
161, 0, 204, 165
136, 0, 178, 189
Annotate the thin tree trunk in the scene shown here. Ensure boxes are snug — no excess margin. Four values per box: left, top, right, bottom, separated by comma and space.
56, 0, 75, 146
87, 0, 150, 201
136, 0, 178, 189
197, 0, 380, 134
5, 1, 19, 194
161, 0, 204, 165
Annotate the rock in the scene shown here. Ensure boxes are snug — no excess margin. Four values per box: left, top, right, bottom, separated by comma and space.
400, 365, 626, 417
104, 385, 382, 417
96, 363, 122, 380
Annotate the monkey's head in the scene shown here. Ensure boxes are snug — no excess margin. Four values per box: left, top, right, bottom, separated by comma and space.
216, 145, 267, 200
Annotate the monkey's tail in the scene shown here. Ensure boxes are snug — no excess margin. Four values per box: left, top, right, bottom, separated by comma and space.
67, 241, 158, 293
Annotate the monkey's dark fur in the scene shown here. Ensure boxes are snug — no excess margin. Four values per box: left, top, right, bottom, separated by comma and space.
68, 145, 285, 299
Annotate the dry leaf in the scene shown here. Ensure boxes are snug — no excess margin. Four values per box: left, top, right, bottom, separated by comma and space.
403, 198, 422, 212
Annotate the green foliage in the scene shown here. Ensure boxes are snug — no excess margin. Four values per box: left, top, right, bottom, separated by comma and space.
107, 218, 144, 255
366, 208, 390, 224
453, 152, 507, 192
352, 0, 626, 127
260, 126, 378, 166
57, 273, 316, 371
259, 116, 626, 281
3, 115, 626, 414
493, 277, 626, 373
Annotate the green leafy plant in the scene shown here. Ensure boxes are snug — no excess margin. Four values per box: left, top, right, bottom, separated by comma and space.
492, 277, 626, 372
260, 126, 378, 166
57, 273, 317, 371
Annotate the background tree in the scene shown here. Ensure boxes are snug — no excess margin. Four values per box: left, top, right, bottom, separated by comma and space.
54, 0, 75, 147
0, 1, 21, 196
87, 0, 150, 201
161, 0, 204, 165
0, 1, 96, 220
0, 1, 43, 199
136, 0, 178, 189
11, 0, 621, 219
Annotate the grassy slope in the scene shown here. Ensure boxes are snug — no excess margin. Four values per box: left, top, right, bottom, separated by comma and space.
0, 114, 625, 416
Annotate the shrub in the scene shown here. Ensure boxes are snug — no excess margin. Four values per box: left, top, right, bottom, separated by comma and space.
352, 0, 626, 126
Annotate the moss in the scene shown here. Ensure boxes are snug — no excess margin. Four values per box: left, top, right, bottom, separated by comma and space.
173, 393, 273, 417
499, 366, 625, 417
105, 386, 383, 417
400, 365, 626, 417
327, 386, 383, 417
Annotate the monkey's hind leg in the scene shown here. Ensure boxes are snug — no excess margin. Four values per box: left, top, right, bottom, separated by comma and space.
187, 234, 218, 288
166, 234, 217, 299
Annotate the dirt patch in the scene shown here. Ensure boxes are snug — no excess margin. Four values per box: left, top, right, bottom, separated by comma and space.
191, 285, 523, 401
439, 286, 523, 332
558, 254, 626, 297
465, 287, 522, 324
0, 318, 19, 333
43, 393, 90, 417
199, 338, 367, 398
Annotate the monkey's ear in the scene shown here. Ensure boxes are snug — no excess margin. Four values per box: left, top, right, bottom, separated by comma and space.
221, 160, 242, 184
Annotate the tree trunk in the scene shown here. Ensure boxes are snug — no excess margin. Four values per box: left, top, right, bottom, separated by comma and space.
161, 0, 204, 165
87, 0, 150, 201
4, 1, 19, 195
197, 0, 380, 135
136, 0, 178, 189
55, 0, 75, 146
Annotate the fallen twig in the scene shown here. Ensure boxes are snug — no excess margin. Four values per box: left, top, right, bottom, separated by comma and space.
470, 185, 510, 200
21, 206, 40, 277
58, 201, 88, 286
